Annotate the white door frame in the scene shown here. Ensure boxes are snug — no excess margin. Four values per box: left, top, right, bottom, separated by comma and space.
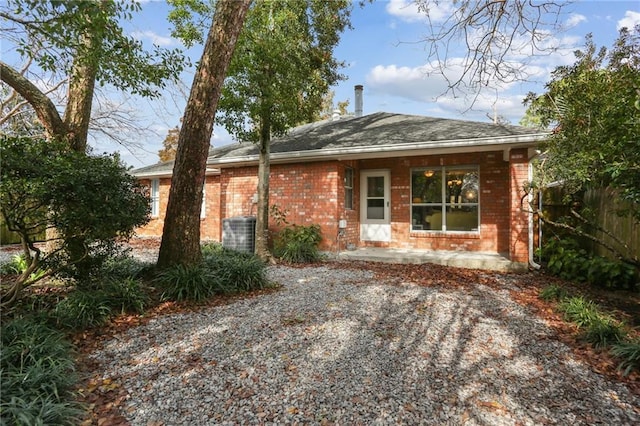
360, 169, 391, 242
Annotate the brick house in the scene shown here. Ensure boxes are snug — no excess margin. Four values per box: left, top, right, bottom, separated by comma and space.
132, 109, 546, 271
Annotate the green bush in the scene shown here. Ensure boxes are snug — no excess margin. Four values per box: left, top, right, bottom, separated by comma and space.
155, 263, 216, 302
0, 136, 150, 303
102, 278, 149, 314
539, 284, 569, 301
273, 224, 322, 263
541, 238, 637, 290
204, 251, 268, 293
54, 290, 112, 329
201, 241, 225, 257
157, 250, 269, 302
611, 340, 640, 376
1, 317, 83, 425
99, 255, 154, 281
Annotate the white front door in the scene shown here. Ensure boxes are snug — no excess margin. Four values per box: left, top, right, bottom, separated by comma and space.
360, 170, 391, 242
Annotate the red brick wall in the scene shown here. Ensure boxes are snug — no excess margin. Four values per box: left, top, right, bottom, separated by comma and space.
136, 177, 171, 237
268, 162, 341, 251
509, 148, 530, 263
358, 151, 514, 254
201, 175, 221, 240
136, 150, 530, 261
136, 175, 221, 241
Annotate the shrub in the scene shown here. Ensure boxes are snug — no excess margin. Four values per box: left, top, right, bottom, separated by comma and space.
273, 224, 322, 263
155, 263, 216, 302
541, 238, 637, 290
54, 290, 112, 329
99, 255, 154, 281
0, 136, 151, 304
539, 284, 569, 302
201, 241, 225, 257
611, 340, 640, 376
204, 251, 268, 293
1, 317, 83, 425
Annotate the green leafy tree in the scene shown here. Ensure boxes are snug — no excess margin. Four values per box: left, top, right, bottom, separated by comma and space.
525, 29, 640, 211
524, 28, 640, 267
0, 136, 150, 307
157, 0, 252, 269
215, 0, 352, 260
0, 0, 186, 151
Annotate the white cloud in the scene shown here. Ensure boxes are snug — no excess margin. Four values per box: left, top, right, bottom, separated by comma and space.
364, 62, 530, 123
385, 0, 452, 23
131, 30, 176, 47
617, 10, 640, 30
566, 13, 587, 28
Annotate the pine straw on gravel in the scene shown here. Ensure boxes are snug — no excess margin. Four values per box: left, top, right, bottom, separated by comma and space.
75, 260, 640, 426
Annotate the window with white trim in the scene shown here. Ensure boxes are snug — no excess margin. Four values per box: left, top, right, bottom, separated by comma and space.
201, 184, 206, 218
410, 167, 479, 232
150, 179, 160, 218
344, 167, 354, 210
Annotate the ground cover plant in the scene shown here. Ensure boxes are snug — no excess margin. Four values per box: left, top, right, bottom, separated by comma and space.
157, 244, 270, 302
0, 317, 83, 425
0, 241, 275, 424
539, 283, 637, 374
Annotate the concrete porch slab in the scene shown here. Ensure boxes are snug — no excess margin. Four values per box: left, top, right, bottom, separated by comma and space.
334, 247, 527, 273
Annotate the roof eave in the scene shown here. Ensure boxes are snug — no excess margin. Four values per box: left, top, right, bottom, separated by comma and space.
131, 167, 220, 179
208, 133, 548, 167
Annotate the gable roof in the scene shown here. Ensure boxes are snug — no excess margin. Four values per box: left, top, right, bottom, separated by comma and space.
132, 112, 548, 177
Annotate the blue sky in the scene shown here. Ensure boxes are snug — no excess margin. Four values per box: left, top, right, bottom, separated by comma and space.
5, 1, 639, 168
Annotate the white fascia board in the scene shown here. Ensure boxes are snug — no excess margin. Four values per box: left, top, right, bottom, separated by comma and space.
208, 133, 548, 167
132, 167, 220, 179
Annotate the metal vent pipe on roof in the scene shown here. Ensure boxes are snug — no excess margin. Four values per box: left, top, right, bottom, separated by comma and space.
355, 84, 363, 117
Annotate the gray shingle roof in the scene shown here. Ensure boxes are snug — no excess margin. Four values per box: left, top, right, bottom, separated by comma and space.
132, 112, 547, 177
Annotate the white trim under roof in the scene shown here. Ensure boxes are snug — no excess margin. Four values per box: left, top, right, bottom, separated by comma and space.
132, 167, 220, 179
208, 133, 547, 168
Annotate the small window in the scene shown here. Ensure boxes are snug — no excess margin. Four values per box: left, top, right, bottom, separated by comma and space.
344, 167, 354, 210
150, 179, 160, 218
201, 184, 206, 218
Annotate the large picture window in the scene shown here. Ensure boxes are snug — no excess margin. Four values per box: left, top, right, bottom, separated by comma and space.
410, 167, 479, 232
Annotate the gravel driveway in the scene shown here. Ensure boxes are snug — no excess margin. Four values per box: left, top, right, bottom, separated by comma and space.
89, 265, 639, 425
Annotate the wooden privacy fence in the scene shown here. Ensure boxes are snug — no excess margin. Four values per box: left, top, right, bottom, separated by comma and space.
583, 187, 639, 259
539, 186, 639, 260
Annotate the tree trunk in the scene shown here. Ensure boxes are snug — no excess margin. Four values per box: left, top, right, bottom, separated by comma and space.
255, 118, 272, 261
63, 33, 98, 153
157, 0, 252, 269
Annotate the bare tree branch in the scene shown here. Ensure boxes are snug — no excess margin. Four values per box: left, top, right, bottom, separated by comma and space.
0, 60, 68, 138
417, 0, 569, 98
